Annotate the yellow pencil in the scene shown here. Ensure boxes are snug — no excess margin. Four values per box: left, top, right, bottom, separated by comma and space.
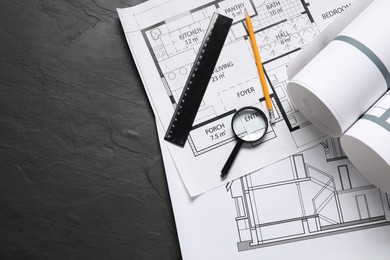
244, 9, 276, 124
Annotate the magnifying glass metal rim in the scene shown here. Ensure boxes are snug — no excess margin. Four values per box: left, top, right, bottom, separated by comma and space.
221, 106, 268, 179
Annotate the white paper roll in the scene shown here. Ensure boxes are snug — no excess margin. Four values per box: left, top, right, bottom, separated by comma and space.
287, 0, 374, 80
287, 0, 390, 136
341, 118, 390, 194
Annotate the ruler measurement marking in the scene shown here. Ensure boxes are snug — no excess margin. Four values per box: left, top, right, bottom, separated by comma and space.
164, 13, 233, 147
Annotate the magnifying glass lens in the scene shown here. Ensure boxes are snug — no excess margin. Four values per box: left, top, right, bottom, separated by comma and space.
232, 108, 267, 142
221, 107, 268, 179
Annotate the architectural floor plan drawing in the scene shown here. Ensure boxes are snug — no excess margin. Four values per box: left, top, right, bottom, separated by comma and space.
141, 0, 321, 157
119, 0, 346, 195
227, 137, 390, 251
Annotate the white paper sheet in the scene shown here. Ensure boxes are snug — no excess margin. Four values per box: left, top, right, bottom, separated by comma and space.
118, 0, 359, 196
158, 121, 390, 260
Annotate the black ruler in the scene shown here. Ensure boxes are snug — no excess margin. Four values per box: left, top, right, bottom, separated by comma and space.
164, 13, 233, 147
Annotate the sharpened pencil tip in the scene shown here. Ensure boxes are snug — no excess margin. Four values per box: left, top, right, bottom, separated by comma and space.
244, 8, 249, 17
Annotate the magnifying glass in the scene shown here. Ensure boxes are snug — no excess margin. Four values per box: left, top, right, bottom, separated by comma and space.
221, 106, 268, 179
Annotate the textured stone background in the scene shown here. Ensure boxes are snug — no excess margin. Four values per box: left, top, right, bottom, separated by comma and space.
0, 0, 181, 259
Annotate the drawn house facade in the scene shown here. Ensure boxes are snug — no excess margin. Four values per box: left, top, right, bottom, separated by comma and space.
227, 138, 390, 251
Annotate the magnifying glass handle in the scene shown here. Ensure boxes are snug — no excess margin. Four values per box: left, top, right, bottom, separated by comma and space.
221, 140, 243, 179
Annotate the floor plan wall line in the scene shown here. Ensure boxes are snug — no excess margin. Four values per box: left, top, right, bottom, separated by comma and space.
141, 0, 323, 157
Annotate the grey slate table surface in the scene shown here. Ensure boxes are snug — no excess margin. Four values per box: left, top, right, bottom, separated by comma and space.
0, 0, 182, 259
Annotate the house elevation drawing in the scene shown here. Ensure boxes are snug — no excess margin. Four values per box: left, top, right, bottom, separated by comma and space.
227, 137, 390, 251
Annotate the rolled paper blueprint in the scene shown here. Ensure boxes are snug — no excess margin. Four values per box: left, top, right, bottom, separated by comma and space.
340, 91, 390, 194
287, 0, 374, 80
287, 0, 390, 137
